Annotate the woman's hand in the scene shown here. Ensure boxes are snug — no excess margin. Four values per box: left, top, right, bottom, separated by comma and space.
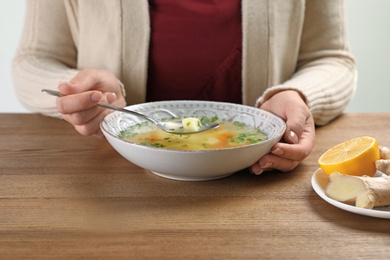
251, 90, 315, 174
56, 69, 126, 137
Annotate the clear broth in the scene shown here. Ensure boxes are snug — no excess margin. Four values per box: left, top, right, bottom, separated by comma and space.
119, 119, 268, 151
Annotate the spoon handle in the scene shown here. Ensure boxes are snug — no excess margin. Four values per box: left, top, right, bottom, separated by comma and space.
95, 102, 157, 123
41, 89, 158, 124
41, 89, 63, 97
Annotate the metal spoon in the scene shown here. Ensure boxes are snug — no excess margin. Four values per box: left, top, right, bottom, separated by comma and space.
41, 89, 219, 135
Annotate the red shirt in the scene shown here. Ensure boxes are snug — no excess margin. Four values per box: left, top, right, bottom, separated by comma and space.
146, 0, 242, 104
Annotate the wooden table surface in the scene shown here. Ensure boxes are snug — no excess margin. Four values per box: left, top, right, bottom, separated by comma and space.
1, 113, 389, 259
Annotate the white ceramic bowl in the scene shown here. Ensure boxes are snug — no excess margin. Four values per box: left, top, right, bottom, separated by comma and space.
101, 101, 286, 181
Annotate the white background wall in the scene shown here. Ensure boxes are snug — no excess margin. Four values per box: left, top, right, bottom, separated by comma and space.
0, 0, 26, 112
1, 0, 390, 113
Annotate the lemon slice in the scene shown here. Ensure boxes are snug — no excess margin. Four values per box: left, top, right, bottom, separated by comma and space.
318, 136, 380, 177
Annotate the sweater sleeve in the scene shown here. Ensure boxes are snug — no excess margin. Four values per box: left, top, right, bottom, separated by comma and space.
12, 0, 79, 117
256, 0, 357, 126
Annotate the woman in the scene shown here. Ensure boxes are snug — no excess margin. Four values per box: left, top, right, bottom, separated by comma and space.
12, 0, 356, 175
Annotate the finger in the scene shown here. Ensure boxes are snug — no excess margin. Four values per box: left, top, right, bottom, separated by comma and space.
56, 91, 104, 114
66, 69, 122, 95
271, 139, 312, 162
73, 109, 109, 136
64, 94, 113, 135
104, 92, 117, 104
251, 154, 300, 174
62, 106, 102, 126
58, 82, 78, 95
67, 70, 104, 93
268, 157, 300, 172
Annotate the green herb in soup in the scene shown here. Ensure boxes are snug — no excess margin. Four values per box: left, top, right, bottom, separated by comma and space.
119, 117, 268, 151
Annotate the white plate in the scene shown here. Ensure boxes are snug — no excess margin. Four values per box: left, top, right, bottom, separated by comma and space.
311, 168, 390, 219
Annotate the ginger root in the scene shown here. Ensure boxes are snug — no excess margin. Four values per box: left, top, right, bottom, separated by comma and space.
375, 146, 390, 175
379, 146, 390, 159
325, 172, 390, 209
375, 159, 390, 175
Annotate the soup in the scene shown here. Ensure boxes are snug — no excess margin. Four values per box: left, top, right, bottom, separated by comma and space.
119, 117, 268, 151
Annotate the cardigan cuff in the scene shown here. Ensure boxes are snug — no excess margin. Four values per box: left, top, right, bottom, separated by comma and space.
255, 86, 307, 108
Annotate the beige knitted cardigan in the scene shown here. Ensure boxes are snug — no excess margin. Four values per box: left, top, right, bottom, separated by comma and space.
12, 0, 356, 125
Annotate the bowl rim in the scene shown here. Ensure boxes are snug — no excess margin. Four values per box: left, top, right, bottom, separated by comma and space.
100, 100, 286, 153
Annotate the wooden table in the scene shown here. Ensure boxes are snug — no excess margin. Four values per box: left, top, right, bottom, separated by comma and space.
1, 113, 389, 259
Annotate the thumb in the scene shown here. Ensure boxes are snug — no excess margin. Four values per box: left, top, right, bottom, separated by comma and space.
283, 109, 307, 144
285, 130, 299, 144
